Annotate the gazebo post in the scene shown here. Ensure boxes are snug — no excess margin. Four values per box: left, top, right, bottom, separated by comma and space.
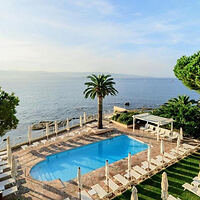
133, 117, 136, 132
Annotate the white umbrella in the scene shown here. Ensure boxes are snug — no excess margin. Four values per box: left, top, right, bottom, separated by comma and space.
128, 152, 132, 178
177, 134, 181, 150
7, 136, 12, 166
161, 172, 169, 200
80, 115, 83, 127
77, 167, 81, 199
131, 186, 138, 200
180, 127, 183, 140
55, 121, 58, 136
160, 140, 164, 163
147, 144, 151, 169
83, 112, 87, 124
28, 125, 32, 145
160, 139, 164, 154
66, 118, 70, 131
11, 155, 17, 179
157, 132, 159, 141
105, 160, 109, 190
46, 123, 49, 140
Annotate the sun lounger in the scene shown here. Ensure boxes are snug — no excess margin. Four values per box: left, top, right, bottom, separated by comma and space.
64, 198, 70, 200
183, 143, 197, 150
171, 148, 185, 156
1, 154, 8, 160
21, 145, 28, 150
144, 125, 154, 132
156, 155, 171, 163
0, 171, 11, 180
191, 180, 200, 187
151, 158, 163, 168
104, 179, 120, 192
0, 160, 8, 166
140, 123, 149, 131
125, 169, 141, 180
141, 161, 157, 171
81, 190, 93, 200
91, 184, 108, 199
183, 182, 200, 197
31, 142, 40, 147
0, 164, 10, 171
0, 151, 6, 156
114, 174, 129, 186
41, 139, 47, 144
50, 137, 56, 142
0, 178, 15, 188
150, 128, 160, 134
167, 194, 181, 200
2, 185, 18, 198
132, 165, 148, 176
164, 152, 177, 160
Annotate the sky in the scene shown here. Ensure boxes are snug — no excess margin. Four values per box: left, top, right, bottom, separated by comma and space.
0, 0, 200, 77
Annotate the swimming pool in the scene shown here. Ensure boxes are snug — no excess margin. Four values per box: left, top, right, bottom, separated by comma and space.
30, 135, 148, 182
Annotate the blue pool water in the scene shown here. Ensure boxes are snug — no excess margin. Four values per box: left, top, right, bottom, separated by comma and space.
30, 135, 148, 182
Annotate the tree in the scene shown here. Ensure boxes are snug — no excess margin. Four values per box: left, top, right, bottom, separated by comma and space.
0, 87, 19, 136
152, 95, 200, 138
84, 74, 118, 129
173, 51, 200, 93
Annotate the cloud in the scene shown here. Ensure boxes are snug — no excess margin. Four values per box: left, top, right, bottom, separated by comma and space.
67, 0, 115, 15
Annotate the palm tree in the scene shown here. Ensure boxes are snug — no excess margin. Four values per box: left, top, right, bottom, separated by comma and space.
84, 74, 118, 129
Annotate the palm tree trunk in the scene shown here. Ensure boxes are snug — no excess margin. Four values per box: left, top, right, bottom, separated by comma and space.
97, 96, 103, 129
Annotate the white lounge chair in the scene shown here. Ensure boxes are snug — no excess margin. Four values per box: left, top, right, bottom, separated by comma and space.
0, 160, 8, 166
0, 151, 7, 156
3, 185, 18, 198
81, 190, 93, 200
167, 194, 181, 200
21, 145, 28, 150
150, 127, 160, 134
91, 184, 108, 199
104, 179, 120, 192
164, 152, 177, 160
140, 123, 149, 131
151, 158, 163, 168
41, 139, 47, 144
156, 155, 171, 164
171, 148, 185, 156
32, 142, 40, 147
182, 182, 200, 197
0, 164, 10, 171
125, 169, 141, 180
141, 161, 157, 171
0, 171, 11, 180
183, 143, 196, 150
114, 174, 129, 186
132, 165, 148, 176
0, 178, 15, 188
144, 125, 155, 132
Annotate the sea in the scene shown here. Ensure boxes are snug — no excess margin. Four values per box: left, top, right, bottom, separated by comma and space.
0, 71, 199, 148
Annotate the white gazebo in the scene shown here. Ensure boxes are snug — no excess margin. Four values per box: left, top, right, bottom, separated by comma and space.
132, 113, 174, 132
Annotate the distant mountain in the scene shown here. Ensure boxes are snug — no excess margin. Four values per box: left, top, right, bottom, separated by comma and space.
0, 70, 172, 80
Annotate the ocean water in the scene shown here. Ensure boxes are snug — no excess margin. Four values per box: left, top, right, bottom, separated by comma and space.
0, 72, 199, 147
30, 135, 148, 182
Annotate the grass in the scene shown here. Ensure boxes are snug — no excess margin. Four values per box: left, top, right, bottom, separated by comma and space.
114, 151, 200, 200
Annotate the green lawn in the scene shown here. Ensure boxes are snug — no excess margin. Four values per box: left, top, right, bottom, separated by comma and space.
114, 151, 200, 200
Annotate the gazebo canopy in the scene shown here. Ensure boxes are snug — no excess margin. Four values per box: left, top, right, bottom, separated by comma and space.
132, 113, 173, 126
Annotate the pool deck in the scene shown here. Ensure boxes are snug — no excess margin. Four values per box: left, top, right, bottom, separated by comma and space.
13, 120, 199, 200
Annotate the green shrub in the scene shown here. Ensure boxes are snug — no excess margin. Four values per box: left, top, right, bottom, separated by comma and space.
112, 111, 140, 125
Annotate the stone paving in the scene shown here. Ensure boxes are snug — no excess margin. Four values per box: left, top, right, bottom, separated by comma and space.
12, 121, 199, 200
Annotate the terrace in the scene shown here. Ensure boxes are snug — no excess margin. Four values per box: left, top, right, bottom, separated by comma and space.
1, 116, 200, 200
